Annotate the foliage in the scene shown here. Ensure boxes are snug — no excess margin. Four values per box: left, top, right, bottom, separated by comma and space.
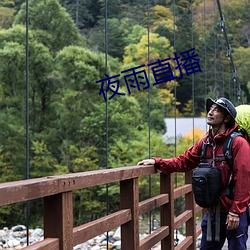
0, 0, 249, 228
61, 0, 101, 29
124, 32, 173, 65
149, 5, 174, 32
14, 0, 85, 52
0, 7, 15, 29
234, 46, 250, 102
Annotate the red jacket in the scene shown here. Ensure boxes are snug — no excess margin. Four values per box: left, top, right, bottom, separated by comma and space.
154, 124, 250, 216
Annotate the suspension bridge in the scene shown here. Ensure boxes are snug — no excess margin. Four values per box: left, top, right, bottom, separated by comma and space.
0, 0, 249, 249
0, 165, 207, 249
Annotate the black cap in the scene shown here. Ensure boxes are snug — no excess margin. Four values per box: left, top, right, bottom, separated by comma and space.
206, 97, 237, 119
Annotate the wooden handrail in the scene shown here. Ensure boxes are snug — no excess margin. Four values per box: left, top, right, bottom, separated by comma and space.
0, 165, 203, 250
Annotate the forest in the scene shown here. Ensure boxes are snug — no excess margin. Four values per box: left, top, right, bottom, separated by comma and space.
0, 0, 249, 228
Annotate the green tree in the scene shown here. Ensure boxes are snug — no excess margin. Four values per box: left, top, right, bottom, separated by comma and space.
234, 46, 250, 102
14, 0, 84, 52
30, 141, 57, 177
0, 39, 27, 180
61, 0, 101, 29
0, 6, 15, 29
124, 32, 173, 65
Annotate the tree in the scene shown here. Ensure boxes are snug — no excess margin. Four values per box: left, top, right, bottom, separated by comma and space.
149, 5, 174, 33
0, 37, 28, 180
234, 46, 250, 102
14, 0, 84, 52
0, 6, 15, 29
0, 24, 57, 132
87, 17, 139, 60
61, 0, 101, 29
124, 32, 173, 65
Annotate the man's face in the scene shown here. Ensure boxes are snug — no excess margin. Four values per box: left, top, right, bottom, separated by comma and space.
207, 104, 226, 127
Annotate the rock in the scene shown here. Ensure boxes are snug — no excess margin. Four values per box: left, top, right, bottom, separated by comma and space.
108, 236, 116, 243
91, 245, 101, 250
113, 227, 120, 240
7, 239, 20, 247
100, 240, 108, 246
30, 228, 43, 238
95, 234, 106, 243
107, 231, 114, 237
0, 224, 187, 249
113, 240, 121, 249
11, 226, 26, 232
0, 230, 7, 238
87, 238, 94, 245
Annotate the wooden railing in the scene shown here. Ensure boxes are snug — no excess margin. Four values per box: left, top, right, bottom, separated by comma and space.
0, 165, 203, 250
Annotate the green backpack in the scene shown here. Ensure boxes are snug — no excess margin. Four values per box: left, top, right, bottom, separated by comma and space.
235, 105, 250, 142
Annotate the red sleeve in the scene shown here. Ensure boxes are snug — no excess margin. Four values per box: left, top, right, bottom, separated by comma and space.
229, 136, 250, 215
153, 139, 203, 174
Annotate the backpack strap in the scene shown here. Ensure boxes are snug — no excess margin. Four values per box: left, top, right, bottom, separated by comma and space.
200, 142, 208, 163
223, 132, 243, 200
223, 131, 242, 169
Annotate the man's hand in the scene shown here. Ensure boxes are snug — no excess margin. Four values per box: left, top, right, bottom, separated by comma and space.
226, 213, 240, 230
137, 159, 155, 166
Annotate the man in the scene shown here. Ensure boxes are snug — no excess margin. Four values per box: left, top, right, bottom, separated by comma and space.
138, 97, 250, 250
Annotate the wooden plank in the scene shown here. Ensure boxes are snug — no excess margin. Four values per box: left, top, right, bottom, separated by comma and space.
195, 204, 203, 213
22, 238, 59, 250
0, 177, 59, 206
0, 165, 204, 250
139, 194, 169, 215
175, 236, 193, 250
120, 178, 140, 250
185, 171, 196, 250
0, 165, 156, 206
160, 173, 174, 250
196, 226, 202, 237
57, 165, 156, 192
174, 210, 192, 229
174, 184, 192, 199
73, 209, 131, 245
139, 226, 169, 250
44, 192, 73, 250
140, 226, 169, 250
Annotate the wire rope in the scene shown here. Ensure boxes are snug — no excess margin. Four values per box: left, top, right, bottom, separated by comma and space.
25, 0, 30, 245
213, 0, 217, 95
104, 0, 109, 248
147, 0, 152, 234
191, 0, 195, 145
173, 0, 177, 159
220, 36, 225, 96
215, 0, 242, 104
204, 0, 207, 98
228, 64, 231, 100
172, 0, 179, 245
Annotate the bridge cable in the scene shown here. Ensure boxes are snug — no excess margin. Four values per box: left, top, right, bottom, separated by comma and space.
147, 0, 152, 234
104, 0, 109, 248
215, 0, 242, 104
203, 0, 210, 134
191, 0, 195, 144
203, 0, 207, 98
172, 0, 179, 245
213, 0, 217, 95
219, 25, 225, 96
25, 0, 30, 245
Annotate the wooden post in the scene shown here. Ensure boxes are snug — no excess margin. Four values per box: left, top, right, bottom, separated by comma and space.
44, 192, 73, 250
120, 178, 139, 250
161, 173, 174, 250
185, 171, 196, 250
